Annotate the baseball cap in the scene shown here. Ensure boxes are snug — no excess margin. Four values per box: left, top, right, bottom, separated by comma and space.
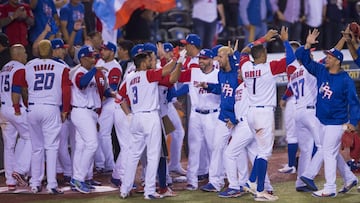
212, 44, 223, 56
199, 49, 214, 59
0, 33, 9, 47
51, 38, 69, 49
180, 34, 201, 47
324, 48, 343, 63
78, 45, 95, 59
163, 42, 174, 52
143, 42, 157, 55
289, 41, 301, 48
130, 44, 144, 57
101, 41, 117, 53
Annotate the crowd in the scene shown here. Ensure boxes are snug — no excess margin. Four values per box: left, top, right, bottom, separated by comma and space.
1, 0, 360, 202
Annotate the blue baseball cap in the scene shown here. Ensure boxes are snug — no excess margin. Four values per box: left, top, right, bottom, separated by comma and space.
130, 44, 144, 57
180, 34, 201, 47
212, 44, 223, 56
51, 38, 68, 49
163, 42, 173, 52
101, 41, 117, 53
199, 49, 214, 59
78, 45, 95, 59
143, 42, 157, 55
324, 48, 343, 63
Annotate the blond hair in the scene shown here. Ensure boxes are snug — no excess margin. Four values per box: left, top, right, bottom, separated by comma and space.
38, 40, 52, 58
218, 46, 233, 55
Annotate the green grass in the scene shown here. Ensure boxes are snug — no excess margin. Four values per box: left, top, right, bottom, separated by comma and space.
26, 178, 360, 203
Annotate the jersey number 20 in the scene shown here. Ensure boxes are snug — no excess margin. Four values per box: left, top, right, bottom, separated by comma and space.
34, 73, 55, 91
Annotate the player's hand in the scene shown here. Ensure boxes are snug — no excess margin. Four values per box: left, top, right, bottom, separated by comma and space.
264, 29, 278, 42
279, 26, 289, 42
73, 21, 84, 32
61, 112, 68, 122
177, 49, 187, 64
279, 99, 286, 110
343, 123, 356, 132
195, 82, 208, 88
225, 119, 234, 129
305, 29, 320, 47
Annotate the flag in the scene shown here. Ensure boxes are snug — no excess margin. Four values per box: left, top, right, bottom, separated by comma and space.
93, 0, 176, 30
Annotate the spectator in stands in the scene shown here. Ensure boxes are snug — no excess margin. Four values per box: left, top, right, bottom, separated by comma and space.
323, 0, 345, 50
29, 0, 60, 45
192, 0, 225, 49
60, 0, 86, 46
0, 33, 11, 69
54, 0, 68, 15
239, 0, 273, 46
82, 0, 97, 34
0, 0, 34, 55
270, 0, 305, 42
301, 0, 327, 50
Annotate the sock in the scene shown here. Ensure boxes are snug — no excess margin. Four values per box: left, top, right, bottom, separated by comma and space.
288, 143, 298, 167
157, 157, 167, 189
256, 158, 267, 192
312, 143, 317, 158
249, 156, 258, 183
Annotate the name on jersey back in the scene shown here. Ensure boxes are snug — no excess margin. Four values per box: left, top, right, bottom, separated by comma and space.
244, 70, 261, 78
290, 69, 304, 81
33, 64, 54, 71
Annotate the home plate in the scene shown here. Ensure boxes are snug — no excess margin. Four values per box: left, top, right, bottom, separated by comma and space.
0, 186, 118, 194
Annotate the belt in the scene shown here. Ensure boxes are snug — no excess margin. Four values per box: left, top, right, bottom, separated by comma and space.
253, 106, 273, 108
2, 102, 22, 107
72, 105, 98, 112
195, 108, 218, 114
29, 102, 57, 106
306, 106, 315, 109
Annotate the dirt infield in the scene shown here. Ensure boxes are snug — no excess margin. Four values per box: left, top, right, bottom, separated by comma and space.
0, 147, 354, 203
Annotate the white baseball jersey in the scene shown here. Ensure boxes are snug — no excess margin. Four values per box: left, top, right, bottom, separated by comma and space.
119, 69, 164, 113
96, 58, 122, 102
0, 60, 25, 106
25, 58, 68, 105
241, 58, 287, 106
288, 61, 317, 108
122, 62, 136, 80
71, 66, 102, 108
183, 56, 199, 70
178, 67, 220, 110
234, 82, 249, 119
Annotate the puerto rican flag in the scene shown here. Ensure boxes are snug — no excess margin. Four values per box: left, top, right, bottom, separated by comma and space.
93, 0, 176, 30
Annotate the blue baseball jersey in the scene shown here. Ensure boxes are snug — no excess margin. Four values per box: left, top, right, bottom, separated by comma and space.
207, 53, 239, 125
60, 2, 85, 46
297, 46, 360, 126
29, 0, 57, 43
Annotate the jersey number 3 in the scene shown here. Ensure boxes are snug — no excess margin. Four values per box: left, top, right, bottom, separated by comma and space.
292, 78, 305, 100
132, 86, 138, 104
34, 73, 55, 91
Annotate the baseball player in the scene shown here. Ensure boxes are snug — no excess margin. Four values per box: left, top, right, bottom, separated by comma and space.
94, 41, 122, 173
69, 45, 107, 194
118, 51, 182, 199
197, 46, 239, 193
177, 47, 220, 191
13, 40, 72, 194
296, 29, 360, 198
240, 28, 291, 201
1, 44, 32, 191
51, 38, 73, 184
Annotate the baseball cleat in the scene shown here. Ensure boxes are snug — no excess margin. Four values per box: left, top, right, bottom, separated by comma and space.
312, 189, 336, 198
244, 180, 257, 195
198, 174, 209, 182
70, 178, 90, 194
169, 167, 187, 176
186, 184, 197, 191
85, 179, 102, 186
31, 186, 42, 194
339, 180, 358, 193
110, 177, 121, 187
158, 187, 177, 197
47, 187, 64, 195
201, 183, 218, 192
12, 172, 28, 187
120, 192, 128, 199
278, 165, 296, 174
296, 186, 313, 192
254, 190, 279, 201
218, 187, 245, 198
300, 176, 318, 191
144, 192, 164, 200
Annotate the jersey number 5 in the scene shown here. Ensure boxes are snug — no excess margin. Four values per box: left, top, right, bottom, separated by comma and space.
34, 73, 55, 91
0, 75, 10, 92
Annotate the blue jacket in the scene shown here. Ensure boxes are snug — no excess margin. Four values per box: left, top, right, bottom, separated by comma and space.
296, 46, 360, 126
206, 53, 239, 125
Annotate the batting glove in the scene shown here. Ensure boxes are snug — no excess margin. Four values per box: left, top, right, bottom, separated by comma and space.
177, 49, 187, 64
